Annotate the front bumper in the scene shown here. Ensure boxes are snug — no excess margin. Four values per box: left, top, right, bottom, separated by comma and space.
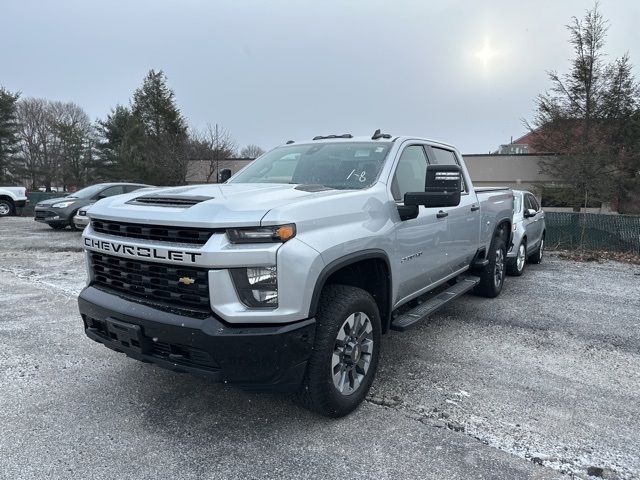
73, 215, 90, 228
34, 207, 70, 224
78, 286, 315, 392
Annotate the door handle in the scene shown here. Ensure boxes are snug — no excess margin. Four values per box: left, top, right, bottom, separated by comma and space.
436, 211, 448, 219
470, 204, 480, 211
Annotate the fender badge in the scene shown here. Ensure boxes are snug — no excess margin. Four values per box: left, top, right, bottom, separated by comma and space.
178, 277, 196, 285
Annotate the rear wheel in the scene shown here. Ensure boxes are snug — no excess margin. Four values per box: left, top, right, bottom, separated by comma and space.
475, 231, 507, 298
507, 242, 527, 276
297, 284, 381, 417
0, 199, 14, 217
529, 236, 544, 264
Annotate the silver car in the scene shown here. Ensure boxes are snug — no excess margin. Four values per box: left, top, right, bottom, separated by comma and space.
507, 190, 546, 276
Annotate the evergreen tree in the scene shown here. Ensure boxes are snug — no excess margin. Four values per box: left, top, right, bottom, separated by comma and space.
130, 70, 188, 185
529, 3, 640, 212
0, 87, 21, 183
95, 105, 136, 181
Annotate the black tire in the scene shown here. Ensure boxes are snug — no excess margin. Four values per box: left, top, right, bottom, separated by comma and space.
507, 241, 527, 276
68, 213, 79, 230
0, 198, 14, 217
529, 235, 545, 264
475, 231, 507, 298
297, 284, 381, 417
49, 224, 67, 230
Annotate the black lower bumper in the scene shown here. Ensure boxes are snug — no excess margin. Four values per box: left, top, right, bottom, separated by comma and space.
15, 199, 27, 208
78, 286, 315, 392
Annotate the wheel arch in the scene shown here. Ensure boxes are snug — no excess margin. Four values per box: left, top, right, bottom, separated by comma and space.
309, 249, 393, 333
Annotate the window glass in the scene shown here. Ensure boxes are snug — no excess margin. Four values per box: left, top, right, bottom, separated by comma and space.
430, 147, 458, 165
430, 147, 466, 193
525, 194, 539, 212
229, 142, 391, 189
530, 195, 540, 211
98, 186, 125, 198
124, 185, 144, 193
514, 194, 522, 213
391, 145, 427, 201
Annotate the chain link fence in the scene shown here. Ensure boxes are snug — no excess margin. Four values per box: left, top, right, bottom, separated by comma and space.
546, 212, 640, 254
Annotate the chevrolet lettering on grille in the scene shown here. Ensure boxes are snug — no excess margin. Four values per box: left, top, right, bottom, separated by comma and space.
83, 237, 202, 263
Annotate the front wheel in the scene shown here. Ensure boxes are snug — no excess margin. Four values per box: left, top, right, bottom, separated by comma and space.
475, 232, 507, 298
0, 199, 14, 217
297, 284, 381, 417
507, 242, 527, 276
529, 236, 544, 264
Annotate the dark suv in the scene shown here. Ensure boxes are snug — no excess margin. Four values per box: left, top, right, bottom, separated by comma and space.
34, 183, 151, 230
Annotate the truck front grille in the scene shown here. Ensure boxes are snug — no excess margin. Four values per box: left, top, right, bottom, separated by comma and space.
91, 219, 220, 245
89, 252, 211, 312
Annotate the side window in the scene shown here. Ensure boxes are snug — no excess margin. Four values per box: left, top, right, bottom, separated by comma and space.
525, 194, 539, 212
430, 147, 458, 165
124, 185, 143, 193
391, 145, 428, 201
430, 147, 467, 193
529, 195, 540, 211
98, 186, 124, 198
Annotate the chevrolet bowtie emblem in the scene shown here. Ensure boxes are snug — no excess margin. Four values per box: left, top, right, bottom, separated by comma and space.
178, 277, 195, 285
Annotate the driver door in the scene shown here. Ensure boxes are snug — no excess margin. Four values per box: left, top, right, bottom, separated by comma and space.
391, 144, 450, 305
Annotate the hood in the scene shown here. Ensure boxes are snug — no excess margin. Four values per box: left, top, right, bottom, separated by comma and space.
36, 196, 72, 206
87, 183, 350, 227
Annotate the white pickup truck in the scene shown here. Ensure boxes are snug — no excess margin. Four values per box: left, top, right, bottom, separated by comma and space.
79, 132, 514, 416
0, 186, 28, 217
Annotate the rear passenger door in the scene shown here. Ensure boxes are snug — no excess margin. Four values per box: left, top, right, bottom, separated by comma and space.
426, 146, 480, 273
524, 193, 543, 249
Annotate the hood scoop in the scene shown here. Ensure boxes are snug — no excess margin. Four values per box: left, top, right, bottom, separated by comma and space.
127, 195, 214, 208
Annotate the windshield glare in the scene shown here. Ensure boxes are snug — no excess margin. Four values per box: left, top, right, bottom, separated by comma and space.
229, 142, 392, 189
67, 184, 107, 199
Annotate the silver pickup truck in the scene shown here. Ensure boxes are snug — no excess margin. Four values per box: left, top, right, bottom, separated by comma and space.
78, 132, 513, 417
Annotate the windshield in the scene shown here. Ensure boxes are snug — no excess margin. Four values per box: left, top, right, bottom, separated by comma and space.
514, 193, 522, 213
67, 184, 108, 199
229, 142, 392, 189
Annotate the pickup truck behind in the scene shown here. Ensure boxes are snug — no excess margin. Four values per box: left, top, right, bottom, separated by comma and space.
78, 133, 513, 417
0, 186, 28, 217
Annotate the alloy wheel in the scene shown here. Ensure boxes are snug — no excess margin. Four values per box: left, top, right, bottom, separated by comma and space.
516, 244, 526, 272
331, 312, 374, 396
494, 247, 505, 288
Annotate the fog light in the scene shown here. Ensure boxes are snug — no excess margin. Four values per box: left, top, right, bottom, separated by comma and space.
230, 266, 278, 308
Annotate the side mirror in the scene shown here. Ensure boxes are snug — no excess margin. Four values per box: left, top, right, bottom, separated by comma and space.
404, 164, 462, 208
524, 208, 536, 218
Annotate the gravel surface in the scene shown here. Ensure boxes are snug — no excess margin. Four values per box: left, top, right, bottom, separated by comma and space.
1, 217, 639, 480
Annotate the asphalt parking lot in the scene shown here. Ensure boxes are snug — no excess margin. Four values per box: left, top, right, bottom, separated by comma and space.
1, 217, 639, 480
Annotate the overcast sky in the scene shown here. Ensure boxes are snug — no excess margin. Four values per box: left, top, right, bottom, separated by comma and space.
2, 0, 639, 153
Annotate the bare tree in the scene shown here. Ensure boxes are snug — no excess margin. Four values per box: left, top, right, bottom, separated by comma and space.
240, 144, 265, 159
190, 123, 236, 183
16, 98, 94, 190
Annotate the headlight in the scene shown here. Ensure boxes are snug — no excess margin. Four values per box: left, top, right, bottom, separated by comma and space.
226, 224, 295, 244
52, 201, 76, 208
230, 266, 278, 308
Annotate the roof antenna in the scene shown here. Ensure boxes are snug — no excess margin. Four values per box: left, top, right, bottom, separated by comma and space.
372, 129, 392, 140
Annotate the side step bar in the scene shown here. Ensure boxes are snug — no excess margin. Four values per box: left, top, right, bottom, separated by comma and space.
390, 275, 480, 332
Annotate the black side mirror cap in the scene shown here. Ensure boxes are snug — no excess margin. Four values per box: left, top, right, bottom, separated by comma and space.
404, 164, 462, 208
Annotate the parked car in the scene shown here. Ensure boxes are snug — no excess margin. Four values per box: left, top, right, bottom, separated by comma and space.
0, 186, 28, 217
73, 186, 158, 229
78, 132, 514, 417
34, 183, 151, 230
507, 189, 546, 276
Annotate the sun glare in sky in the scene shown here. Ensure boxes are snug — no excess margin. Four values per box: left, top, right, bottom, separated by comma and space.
475, 39, 500, 70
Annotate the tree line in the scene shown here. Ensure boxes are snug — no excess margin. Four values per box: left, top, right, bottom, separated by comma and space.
0, 70, 264, 190
528, 3, 640, 214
